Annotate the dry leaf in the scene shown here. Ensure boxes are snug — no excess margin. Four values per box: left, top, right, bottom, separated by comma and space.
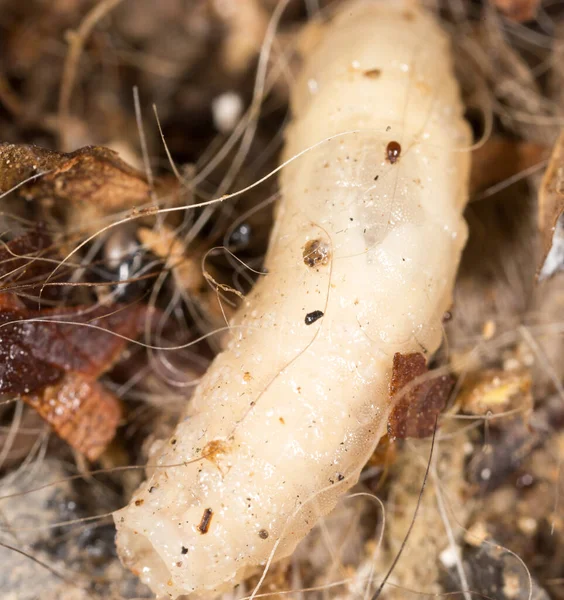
22, 372, 122, 461
0, 296, 146, 395
538, 130, 564, 279
388, 352, 454, 439
0, 143, 155, 236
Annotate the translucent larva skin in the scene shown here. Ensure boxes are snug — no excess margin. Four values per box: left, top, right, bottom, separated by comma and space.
114, 1, 471, 597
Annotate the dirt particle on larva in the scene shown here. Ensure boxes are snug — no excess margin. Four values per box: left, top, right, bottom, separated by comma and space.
303, 239, 330, 267
337, 473, 345, 481
243, 371, 252, 382
135, 499, 144, 506
363, 68, 381, 79
202, 439, 230, 465
181, 546, 188, 555
386, 141, 401, 164
279, 416, 285, 424
305, 310, 324, 325
176, 561, 183, 568
258, 529, 269, 539
198, 508, 213, 534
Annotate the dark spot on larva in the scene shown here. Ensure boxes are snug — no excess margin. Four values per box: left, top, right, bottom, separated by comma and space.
363, 68, 381, 79
337, 473, 345, 481
171, 438, 177, 445
149, 486, 157, 493
259, 529, 269, 539
135, 499, 144, 506
386, 141, 401, 164
198, 508, 213, 534
303, 239, 330, 267
374, 175, 379, 181
305, 310, 324, 325
176, 561, 183, 567
181, 546, 188, 554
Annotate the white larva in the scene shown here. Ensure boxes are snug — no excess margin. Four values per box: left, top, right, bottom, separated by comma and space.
114, 1, 471, 597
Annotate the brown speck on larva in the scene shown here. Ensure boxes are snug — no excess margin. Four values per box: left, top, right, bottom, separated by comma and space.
363, 68, 381, 78
135, 499, 144, 506
181, 546, 188, 555
258, 529, 269, 539
386, 141, 401, 164
198, 508, 213, 534
303, 239, 330, 267
243, 371, 252, 382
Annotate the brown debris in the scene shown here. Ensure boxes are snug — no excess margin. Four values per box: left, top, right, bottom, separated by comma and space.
470, 136, 548, 197
0, 295, 146, 395
202, 439, 230, 467
538, 129, 564, 279
138, 225, 203, 294
0, 229, 72, 306
197, 508, 213, 534
0, 292, 146, 458
0, 143, 150, 208
490, 0, 541, 22
387, 352, 454, 439
458, 369, 533, 419
22, 372, 122, 461
302, 239, 330, 268
0, 234, 148, 458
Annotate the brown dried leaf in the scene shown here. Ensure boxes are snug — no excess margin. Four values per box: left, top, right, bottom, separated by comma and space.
0, 298, 147, 395
470, 136, 547, 197
22, 372, 122, 461
538, 130, 564, 279
0, 144, 67, 193
0, 142, 151, 216
490, 0, 541, 22
388, 352, 454, 439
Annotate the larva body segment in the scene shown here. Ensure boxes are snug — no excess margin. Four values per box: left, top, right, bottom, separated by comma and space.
114, 1, 471, 597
